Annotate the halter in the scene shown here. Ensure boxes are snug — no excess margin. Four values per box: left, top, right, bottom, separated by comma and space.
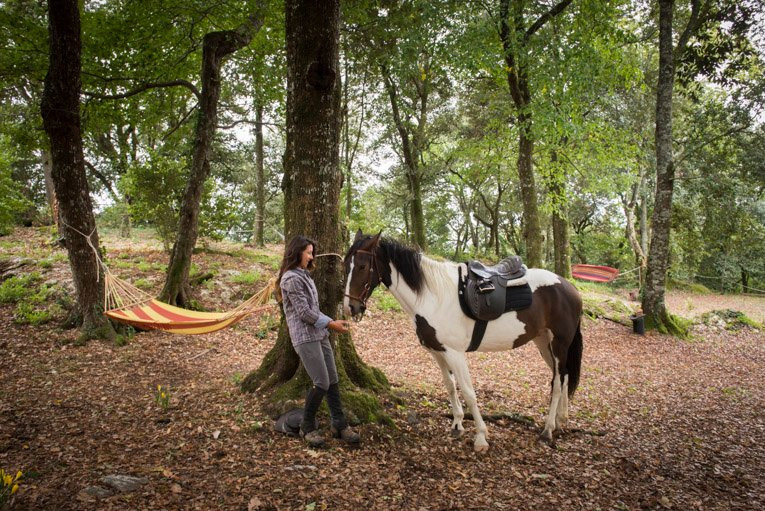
344, 247, 382, 316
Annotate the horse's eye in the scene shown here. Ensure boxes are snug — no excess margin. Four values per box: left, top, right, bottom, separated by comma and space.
359, 265, 365, 270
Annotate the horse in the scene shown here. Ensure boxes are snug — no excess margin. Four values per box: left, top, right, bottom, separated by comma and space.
343, 231, 583, 452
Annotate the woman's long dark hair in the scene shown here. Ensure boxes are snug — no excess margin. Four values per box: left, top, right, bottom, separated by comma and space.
275, 235, 316, 301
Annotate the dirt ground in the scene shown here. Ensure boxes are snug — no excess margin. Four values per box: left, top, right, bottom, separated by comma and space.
1, 229, 763, 510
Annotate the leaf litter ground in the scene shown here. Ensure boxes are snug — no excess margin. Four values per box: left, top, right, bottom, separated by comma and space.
0, 228, 763, 510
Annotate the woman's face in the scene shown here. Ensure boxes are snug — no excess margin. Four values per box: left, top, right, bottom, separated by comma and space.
299, 244, 314, 269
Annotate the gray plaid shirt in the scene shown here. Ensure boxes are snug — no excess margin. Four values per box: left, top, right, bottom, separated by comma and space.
280, 268, 332, 346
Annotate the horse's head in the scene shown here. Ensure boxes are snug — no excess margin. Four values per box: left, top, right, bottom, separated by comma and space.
343, 229, 383, 321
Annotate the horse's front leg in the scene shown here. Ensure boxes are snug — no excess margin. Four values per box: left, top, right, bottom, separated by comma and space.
444, 349, 489, 452
429, 350, 464, 438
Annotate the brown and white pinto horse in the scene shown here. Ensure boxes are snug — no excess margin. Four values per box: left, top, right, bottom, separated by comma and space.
343, 231, 583, 452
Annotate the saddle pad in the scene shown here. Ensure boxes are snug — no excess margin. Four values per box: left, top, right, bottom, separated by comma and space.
505, 283, 532, 312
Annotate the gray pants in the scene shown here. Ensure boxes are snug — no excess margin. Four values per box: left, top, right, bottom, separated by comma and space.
294, 337, 338, 391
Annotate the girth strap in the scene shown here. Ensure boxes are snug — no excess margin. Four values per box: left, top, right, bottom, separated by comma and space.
458, 265, 487, 352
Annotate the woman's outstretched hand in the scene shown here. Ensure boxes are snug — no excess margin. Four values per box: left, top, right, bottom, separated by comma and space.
328, 319, 351, 334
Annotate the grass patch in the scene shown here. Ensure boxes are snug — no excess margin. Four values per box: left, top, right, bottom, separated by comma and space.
252, 253, 281, 271
0, 273, 42, 304
230, 271, 261, 285
133, 278, 153, 290
699, 309, 762, 331
667, 279, 713, 294
136, 261, 154, 272
372, 288, 401, 312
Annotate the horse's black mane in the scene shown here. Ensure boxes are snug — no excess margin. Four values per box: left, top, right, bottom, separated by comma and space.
349, 236, 424, 294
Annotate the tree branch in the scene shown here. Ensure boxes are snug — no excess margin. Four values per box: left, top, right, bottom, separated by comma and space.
525, 0, 574, 41
84, 161, 119, 202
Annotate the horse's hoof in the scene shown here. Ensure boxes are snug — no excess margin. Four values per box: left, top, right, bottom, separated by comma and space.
539, 429, 555, 445
473, 434, 489, 452
450, 426, 464, 438
473, 442, 489, 453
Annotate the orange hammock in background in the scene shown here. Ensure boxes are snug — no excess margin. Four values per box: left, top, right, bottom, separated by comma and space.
571, 264, 620, 283
103, 272, 276, 335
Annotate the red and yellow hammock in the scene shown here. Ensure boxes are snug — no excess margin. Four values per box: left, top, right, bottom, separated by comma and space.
571, 264, 620, 283
103, 272, 276, 335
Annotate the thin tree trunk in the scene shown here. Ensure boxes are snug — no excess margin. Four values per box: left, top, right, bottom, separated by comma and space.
241, 0, 388, 421
160, 13, 263, 306
622, 181, 647, 271
643, 0, 677, 332
380, 64, 428, 250
254, 102, 265, 247
41, 0, 114, 341
498, 0, 572, 267
547, 147, 570, 277
41, 147, 58, 227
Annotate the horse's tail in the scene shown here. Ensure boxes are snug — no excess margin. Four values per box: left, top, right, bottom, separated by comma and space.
566, 320, 583, 397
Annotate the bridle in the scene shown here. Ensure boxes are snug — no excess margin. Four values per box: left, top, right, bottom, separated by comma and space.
344, 247, 382, 318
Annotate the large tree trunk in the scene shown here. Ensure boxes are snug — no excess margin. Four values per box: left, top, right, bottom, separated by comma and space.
160, 14, 263, 306
643, 0, 682, 334
241, 0, 388, 422
40, 0, 114, 341
254, 102, 265, 247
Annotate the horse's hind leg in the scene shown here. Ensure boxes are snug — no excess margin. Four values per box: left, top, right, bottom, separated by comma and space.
534, 331, 569, 443
429, 350, 465, 438
443, 349, 489, 452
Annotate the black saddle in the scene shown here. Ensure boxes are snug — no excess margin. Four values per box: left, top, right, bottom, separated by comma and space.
467, 256, 526, 283
458, 256, 532, 352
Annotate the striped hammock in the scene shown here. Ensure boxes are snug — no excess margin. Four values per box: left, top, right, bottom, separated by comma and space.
571, 264, 620, 283
103, 272, 276, 335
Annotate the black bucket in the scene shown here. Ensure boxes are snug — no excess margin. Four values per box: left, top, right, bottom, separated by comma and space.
630, 314, 645, 335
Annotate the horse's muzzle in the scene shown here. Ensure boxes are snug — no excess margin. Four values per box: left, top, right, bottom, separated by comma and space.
346, 302, 366, 321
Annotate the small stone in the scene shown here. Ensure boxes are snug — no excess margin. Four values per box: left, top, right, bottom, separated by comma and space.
101, 474, 149, 493
83, 485, 114, 499
407, 411, 419, 425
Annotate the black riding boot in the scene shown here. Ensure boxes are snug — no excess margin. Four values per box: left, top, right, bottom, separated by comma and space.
300, 386, 326, 447
327, 383, 360, 445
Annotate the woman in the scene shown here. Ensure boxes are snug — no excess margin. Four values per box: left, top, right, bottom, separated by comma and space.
278, 235, 360, 447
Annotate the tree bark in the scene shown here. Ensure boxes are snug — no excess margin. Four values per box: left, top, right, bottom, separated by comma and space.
40, 0, 114, 341
254, 102, 265, 247
241, 0, 388, 422
160, 13, 264, 306
41, 147, 58, 227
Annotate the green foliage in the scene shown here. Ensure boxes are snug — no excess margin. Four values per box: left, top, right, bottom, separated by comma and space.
0, 137, 32, 235
123, 152, 187, 252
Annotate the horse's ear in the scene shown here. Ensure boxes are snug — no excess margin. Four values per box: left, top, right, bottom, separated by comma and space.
371, 231, 382, 247
354, 229, 364, 242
